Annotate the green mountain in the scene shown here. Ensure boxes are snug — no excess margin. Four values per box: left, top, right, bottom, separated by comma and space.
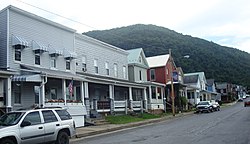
84, 24, 250, 88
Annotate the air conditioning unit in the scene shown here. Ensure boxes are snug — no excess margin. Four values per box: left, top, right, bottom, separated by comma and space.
82, 67, 87, 72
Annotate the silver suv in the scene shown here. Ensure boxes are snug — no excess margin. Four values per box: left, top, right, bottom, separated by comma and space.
0, 108, 76, 144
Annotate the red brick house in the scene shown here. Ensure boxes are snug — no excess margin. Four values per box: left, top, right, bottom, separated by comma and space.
146, 54, 188, 112
146, 54, 176, 85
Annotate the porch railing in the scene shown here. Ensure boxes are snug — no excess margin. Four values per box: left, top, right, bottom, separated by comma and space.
97, 101, 110, 110
132, 101, 141, 108
114, 100, 127, 113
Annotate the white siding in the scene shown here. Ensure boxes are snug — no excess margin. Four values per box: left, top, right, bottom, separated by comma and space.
75, 34, 128, 80
133, 66, 147, 82
8, 9, 76, 72
0, 9, 8, 68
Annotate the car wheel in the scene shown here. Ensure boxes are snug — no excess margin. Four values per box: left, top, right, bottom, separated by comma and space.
56, 131, 69, 144
1, 138, 15, 144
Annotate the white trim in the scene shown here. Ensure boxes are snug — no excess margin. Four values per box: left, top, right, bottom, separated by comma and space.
7, 8, 9, 68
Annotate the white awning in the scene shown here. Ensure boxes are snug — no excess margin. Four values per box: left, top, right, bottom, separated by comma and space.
32, 41, 48, 52
11, 74, 42, 82
64, 50, 77, 59
48, 46, 63, 56
12, 35, 29, 47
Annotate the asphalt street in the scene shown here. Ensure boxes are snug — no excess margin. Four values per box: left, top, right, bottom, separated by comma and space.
72, 100, 250, 144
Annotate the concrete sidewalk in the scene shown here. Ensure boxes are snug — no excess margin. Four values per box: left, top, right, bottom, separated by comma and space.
75, 112, 193, 138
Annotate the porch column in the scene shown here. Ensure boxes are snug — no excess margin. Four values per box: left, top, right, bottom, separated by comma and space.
109, 84, 114, 99
62, 79, 66, 105
6, 78, 12, 112
80, 81, 84, 104
161, 87, 164, 100
185, 87, 188, 110
148, 86, 152, 109
143, 88, 148, 112
40, 77, 45, 108
129, 87, 133, 110
109, 84, 114, 114
194, 91, 198, 104
84, 82, 90, 118
156, 87, 158, 101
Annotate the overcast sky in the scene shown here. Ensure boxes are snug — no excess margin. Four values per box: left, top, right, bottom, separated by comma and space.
1, 0, 250, 53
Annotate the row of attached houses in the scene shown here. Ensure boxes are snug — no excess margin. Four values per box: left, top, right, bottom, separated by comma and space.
0, 5, 235, 127
0, 6, 169, 127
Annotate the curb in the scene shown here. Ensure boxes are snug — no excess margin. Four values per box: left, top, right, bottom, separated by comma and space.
75, 111, 194, 138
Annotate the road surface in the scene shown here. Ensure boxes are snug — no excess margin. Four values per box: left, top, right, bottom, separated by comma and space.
72, 101, 250, 144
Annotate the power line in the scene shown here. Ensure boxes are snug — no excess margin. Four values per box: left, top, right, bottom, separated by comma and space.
12, 0, 169, 53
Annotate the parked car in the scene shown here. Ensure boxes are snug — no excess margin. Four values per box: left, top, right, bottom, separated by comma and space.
0, 108, 76, 144
244, 100, 250, 107
210, 100, 220, 111
195, 101, 213, 113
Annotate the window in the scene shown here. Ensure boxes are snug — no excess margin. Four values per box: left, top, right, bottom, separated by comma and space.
157, 87, 162, 99
66, 60, 70, 70
150, 69, 156, 81
152, 86, 156, 99
42, 110, 58, 123
50, 88, 57, 99
35, 54, 40, 65
14, 83, 21, 104
123, 66, 126, 79
14, 92, 21, 104
139, 70, 142, 81
55, 110, 72, 120
138, 56, 142, 63
82, 56, 87, 71
15, 49, 21, 61
114, 63, 118, 77
50, 58, 56, 68
23, 112, 41, 125
105, 62, 109, 75
94, 59, 98, 74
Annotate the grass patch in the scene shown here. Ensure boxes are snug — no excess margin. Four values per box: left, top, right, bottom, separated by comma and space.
105, 113, 163, 124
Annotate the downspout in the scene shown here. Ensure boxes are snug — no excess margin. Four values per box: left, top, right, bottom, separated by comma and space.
40, 75, 47, 108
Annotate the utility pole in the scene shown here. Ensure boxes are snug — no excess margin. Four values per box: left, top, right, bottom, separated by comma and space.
169, 49, 175, 116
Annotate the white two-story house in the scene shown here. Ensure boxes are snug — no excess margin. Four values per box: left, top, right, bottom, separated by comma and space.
127, 48, 165, 112
0, 5, 87, 127
184, 72, 208, 105
74, 35, 148, 117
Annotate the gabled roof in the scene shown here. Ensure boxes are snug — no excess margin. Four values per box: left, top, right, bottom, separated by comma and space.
184, 72, 207, 84
184, 74, 199, 84
127, 48, 149, 68
207, 79, 215, 86
146, 54, 169, 68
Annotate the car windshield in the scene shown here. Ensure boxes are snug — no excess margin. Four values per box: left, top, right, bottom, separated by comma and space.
198, 102, 209, 105
0, 112, 24, 126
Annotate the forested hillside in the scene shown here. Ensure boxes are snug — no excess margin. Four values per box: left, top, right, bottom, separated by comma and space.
84, 24, 250, 88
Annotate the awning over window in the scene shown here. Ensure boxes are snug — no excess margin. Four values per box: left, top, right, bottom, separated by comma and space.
11, 74, 42, 82
32, 40, 48, 53
12, 35, 29, 47
64, 50, 77, 60
48, 46, 63, 57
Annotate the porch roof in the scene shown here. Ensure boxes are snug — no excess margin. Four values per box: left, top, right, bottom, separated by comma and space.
11, 74, 42, 82
200, 89, 218, 95
20, 64, 85, 81
77, 72, 148, 88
